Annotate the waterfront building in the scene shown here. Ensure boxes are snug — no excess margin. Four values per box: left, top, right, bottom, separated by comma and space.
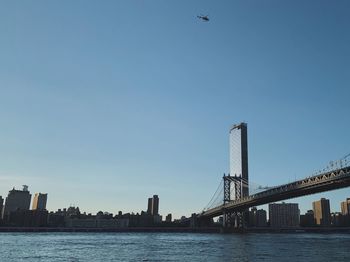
249, 207, 267, 227
312, 198, 331, 226
123, 211, 154, 227
65, 217, 129, 228
32, 193, 48, 210
153, 214, 162, 224
256, 209, 267, 227
2, 185, 31, 220
166, 214, 172, 223
96, 211, 113, 219
48, 211, 65, 227
300, 210, 315, 227
340, 198, 350, 226
341, 198, 350, 215
8, 209, 48, 227
269, 202, 299, 228
331, 212, 346, 227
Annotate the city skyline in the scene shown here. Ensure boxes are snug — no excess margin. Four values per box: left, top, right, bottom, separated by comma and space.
1, 184, 350, 223
0, 1, 349, 218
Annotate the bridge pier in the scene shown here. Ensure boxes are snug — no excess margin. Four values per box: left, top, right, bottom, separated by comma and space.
222, 211, 232, 228
223, 210, 248, 230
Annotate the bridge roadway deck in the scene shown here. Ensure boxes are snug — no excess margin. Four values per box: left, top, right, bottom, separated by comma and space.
200, 165, 350, 218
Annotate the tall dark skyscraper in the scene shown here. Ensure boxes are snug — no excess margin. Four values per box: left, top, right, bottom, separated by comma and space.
32, 193, 48, 210
2, 185, 31, 220
152, 195, 159, 216
0, 196, 3, 219
147, 198, 152, 214
146, 195, 159, 216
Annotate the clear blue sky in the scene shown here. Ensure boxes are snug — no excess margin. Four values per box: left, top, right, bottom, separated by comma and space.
0, 0, 349, 218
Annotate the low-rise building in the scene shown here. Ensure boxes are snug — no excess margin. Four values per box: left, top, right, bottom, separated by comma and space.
8, 209, 48, 227
300, 210, 315, 227
249, 207, 267, 227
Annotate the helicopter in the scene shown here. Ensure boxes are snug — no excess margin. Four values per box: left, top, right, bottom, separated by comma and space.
197, 15, 209, 22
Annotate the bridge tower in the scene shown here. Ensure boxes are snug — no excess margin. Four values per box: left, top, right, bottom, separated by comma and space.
222, 174, 244, 227
223, 122, 249, 228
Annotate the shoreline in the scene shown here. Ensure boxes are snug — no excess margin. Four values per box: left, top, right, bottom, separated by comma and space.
0, 227, 350, 233
0, 227, 221, 233
245, 227, 350, 234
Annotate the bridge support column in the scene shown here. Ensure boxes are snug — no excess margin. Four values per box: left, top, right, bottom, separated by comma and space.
234, 211, 247, 229
223, 211, 232, 228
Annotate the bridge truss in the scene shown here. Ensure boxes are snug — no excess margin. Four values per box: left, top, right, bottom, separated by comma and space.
201, 162, 350, 220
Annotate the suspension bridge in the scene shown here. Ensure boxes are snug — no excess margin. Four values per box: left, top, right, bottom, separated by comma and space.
197, 123, 350, 228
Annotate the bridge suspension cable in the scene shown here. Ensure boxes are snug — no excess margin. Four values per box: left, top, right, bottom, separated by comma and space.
203, 179, 224, 211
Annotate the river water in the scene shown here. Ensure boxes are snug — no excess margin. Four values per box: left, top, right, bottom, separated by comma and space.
0, 232, 349, 261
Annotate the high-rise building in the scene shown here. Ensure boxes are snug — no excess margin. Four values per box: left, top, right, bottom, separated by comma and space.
229, 123, 249, 227
147, 198, 152, 214
152, 195, 159, 216
32, 193, 48, 210
146, 195, 159, 216
341, 198, 350, 215
229, 123, 248, 197
249, 207, 267, 227
3, 185, 31, 220
0, 196, 3, 219
269, 202, 299, 228
312, 198, 331, 226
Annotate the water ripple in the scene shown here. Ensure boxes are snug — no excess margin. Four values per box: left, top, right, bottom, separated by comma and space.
0, 232, 349, 261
